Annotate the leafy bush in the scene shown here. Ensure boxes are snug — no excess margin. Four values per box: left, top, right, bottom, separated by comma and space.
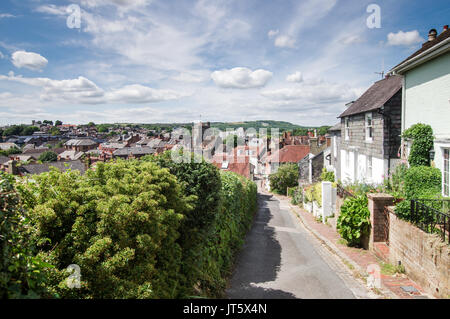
200, 172, 257, 296
304, 186, 313, 203
269, 163, 299, 195
403, 166, 441, 199
402, 123, 434, 167
18, 160, 191, 299
320, 168, 335, 182
394, 166, 442, 220
337, 195, 370, 247
0, 172, 53, 299
313, 183, 322, 207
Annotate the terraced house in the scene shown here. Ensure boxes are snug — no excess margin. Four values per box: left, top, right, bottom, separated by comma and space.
338, 75, 403, 185
390, 26, 450, 196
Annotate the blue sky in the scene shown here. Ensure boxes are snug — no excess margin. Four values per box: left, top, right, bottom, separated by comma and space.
0, 0, 449, 126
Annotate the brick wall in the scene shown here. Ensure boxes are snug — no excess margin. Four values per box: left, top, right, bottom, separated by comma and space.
368, 194, 393, 249
387, 208, 449, 298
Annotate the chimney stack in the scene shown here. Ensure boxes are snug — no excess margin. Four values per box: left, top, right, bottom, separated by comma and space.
428, 29, 438, 41
444, 25, 449, 32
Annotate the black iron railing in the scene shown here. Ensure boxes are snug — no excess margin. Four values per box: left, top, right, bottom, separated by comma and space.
410, 199, 450, 244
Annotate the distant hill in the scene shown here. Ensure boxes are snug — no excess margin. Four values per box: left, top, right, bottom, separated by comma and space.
104, 120, 331, 135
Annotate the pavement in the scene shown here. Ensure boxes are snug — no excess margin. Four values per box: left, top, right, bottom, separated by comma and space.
274, 193, 431, 299
226, 191, 376, 299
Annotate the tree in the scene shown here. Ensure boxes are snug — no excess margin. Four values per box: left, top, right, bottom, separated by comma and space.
269, 163, 299, 195
50, 127, 61, 136
87, 122, 95, 127
42, 120, 53, 126
38, 151, 58, 162
0, 172, 53, 298
18, 160, 192, 298
55, 120, 63, 126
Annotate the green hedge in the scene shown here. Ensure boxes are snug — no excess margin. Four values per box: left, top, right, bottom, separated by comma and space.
395, 166, 442, 220
5, 155, 257, 299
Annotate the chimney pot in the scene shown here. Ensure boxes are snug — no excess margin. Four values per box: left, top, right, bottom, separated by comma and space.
428, 29, 438, 41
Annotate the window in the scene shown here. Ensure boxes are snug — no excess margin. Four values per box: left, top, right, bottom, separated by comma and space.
345, 118, 350, 140
365, 113, 373, 141
444, 149, 449, 197
367, 156, 373, 179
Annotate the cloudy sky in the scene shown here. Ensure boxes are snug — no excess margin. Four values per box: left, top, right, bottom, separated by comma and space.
0, 0, 448, 126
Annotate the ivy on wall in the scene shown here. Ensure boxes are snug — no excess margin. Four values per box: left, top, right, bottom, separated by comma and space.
402, 123, 434, 167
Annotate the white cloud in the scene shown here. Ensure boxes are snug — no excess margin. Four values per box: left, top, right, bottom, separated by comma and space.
0, 13, 15, 19
261, 82, 361, 104
0, 73, 186, 104
35, 5, 68, 16
0, 51, 4, 59
211, 67, 273, 89
387, 30, 424, 46
11, 51, 48, 71
340, 35, 366, 45
268, 29, 279, 38
274, 35, 296, 48
286, 71, 303, 83
79, 0, 151, 8
106, 84, 188, 103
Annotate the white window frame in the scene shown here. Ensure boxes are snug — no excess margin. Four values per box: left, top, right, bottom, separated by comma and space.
365, 112, 373, 142
444, 149, 449, 197
345, 117, 350, 141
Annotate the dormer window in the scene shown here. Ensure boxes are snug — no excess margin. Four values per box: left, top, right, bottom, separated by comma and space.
365, 113, 373, 142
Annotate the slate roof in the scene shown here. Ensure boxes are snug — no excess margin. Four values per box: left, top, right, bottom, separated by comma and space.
338, 75, 402, 118
19, 160, 86, 175
113, 147, 156, 157
267, 145, 311, 163
328, 123, 341, 132
58, 150, 85, 160
65, 138, 98, 146
392, 28, 450, 71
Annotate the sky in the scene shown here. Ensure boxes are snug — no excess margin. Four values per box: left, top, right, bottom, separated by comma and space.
0, 0, 449, 126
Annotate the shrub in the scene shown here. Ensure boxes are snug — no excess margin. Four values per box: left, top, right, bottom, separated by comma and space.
337, 195, 370, 247
402, 123, 434, 167
304, 186, 314, 203
313, 183, 322, 207
403, 166, 441, 199
394, 166, 442, 220
18, 160, 191, 299
269, 163, 299, 195
194, 171, 257, 297
0, 172, 54, 299
320, 168, 335, 182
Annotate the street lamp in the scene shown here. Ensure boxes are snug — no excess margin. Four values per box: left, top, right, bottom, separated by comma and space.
429, 148, 435, 161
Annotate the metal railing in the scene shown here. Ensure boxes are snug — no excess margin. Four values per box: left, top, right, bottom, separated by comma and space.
410, 199, 450, 244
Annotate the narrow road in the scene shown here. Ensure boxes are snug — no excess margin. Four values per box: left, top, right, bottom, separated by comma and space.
226, 191, 371, 299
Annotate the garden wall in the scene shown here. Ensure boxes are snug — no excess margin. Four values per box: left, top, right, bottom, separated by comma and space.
368, 193, 449, 298
387, 207, 450, 298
